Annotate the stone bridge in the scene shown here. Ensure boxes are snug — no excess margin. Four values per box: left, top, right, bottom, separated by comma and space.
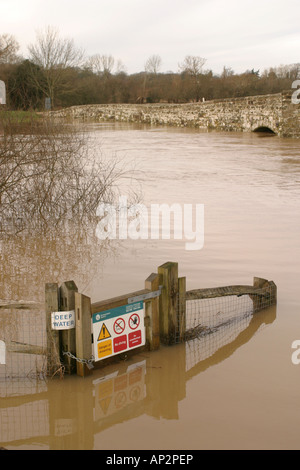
52, 90, 300, 138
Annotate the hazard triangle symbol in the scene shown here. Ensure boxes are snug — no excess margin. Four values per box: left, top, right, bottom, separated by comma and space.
98, 323, 111, 341
99, 396, 112, 415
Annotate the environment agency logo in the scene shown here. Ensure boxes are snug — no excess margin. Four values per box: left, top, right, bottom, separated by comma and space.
95, 196, 204, 251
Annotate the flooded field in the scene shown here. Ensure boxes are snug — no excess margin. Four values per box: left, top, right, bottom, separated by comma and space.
1, 123, 300, 450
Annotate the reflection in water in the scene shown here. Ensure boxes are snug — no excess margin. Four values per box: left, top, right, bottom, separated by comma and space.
0, 304, 275, 449
185, 305, 276, 379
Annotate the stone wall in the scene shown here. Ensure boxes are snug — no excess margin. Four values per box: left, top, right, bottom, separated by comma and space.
281, 90, 300, 138
51, 91, 300, 138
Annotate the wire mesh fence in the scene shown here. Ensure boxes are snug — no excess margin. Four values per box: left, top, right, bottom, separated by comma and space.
184, 294, 254, 339
184, 305, 255, 374
0, 306, 47, 397
0, 399, 49, 445
175, 279, 277, 372
178, 279, 276, 344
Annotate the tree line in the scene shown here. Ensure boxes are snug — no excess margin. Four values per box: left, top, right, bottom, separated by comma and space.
0, 27, 299, 111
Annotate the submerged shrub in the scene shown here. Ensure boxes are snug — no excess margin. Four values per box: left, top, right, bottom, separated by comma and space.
0, 112, 130, 236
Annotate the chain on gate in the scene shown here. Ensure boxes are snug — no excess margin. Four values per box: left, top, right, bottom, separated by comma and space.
62, 351, 95, 370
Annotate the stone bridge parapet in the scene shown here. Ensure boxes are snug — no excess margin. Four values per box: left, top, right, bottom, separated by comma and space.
51, 91, 300, 138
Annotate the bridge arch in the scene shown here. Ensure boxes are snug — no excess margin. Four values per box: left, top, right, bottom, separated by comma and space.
253, 126, 276, 134
251, 120, 277, 135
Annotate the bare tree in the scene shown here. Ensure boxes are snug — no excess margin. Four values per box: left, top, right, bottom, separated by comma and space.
28, 26, 84, 107
0, 34, 20, 64
178, 55, 206, 101
145, 54, 162, 74
178, 55, 206, 77
86, 54, 115, 76
221, 66, 235, 79
115, 59, 127, 75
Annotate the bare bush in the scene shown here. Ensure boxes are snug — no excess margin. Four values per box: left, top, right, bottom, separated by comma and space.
0, 112, 131, 236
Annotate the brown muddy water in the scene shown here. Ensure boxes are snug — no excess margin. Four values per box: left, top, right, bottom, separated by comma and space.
1, 123, 300, 450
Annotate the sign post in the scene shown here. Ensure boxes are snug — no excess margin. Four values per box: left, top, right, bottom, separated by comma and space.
92, 301, 145, 362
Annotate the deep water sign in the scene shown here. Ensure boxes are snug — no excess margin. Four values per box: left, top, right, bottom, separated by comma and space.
92, 302, 145, 361
51, 310, 75, 330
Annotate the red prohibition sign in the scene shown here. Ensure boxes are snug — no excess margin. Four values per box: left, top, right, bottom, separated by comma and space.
129, 313, 140, 330
114, 317, 125, 335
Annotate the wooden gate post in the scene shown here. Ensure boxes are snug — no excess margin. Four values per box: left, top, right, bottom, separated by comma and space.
178, 276, 186, 342
45, 283, 61, 376
158, 262, 178, 344
251, 277, 277, 312
60, 281, 78, 374
144, 273, 160, 350
75, 292, 92, 377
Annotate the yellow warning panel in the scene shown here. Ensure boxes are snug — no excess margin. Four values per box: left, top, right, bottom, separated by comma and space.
98, 339, 112, 359
99, 396, 112, 415
98, 378, 113, 397
97, 323, 111, 341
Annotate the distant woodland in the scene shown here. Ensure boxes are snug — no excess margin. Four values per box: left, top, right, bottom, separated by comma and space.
0, 28, 299, 110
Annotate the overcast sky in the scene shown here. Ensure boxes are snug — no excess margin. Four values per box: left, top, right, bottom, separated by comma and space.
1, 0, 299, 75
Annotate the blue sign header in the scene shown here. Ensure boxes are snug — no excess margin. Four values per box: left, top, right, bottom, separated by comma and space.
93, 301, 143, 323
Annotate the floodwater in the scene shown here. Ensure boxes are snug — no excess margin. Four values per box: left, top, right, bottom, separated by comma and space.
1, 123, 300, 450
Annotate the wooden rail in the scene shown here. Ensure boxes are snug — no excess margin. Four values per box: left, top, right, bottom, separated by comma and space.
186, 285, 271, 300
6, 341, 46, 355
91, 289, 151, 314
0, 300, 42, 309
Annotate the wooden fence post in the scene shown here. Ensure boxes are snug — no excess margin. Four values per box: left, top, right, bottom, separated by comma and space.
178, 276, 186, 342
158, 262, 178, 344
60, 281, 78, 374
144, 273, 160, 350
75, 292, 92, 377
268, 281, 277, 305
45, 283, 61, 376
251, 277, 277, 312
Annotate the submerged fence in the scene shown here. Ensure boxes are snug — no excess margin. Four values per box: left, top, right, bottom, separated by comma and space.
0, 301, 46, 397
183, 277, 277, 341
0, 261, 277, 384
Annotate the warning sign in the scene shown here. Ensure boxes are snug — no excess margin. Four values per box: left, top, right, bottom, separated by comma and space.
114, 318, 125, 334
129, 313, 140, 330
93, 360, 146, 420
98, 339, 112, 359
129, 330, 142, 348
113, 334, 127, 353
97, 323, 111, 341
92, 302, 145, 362
99, 396, 112, 415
